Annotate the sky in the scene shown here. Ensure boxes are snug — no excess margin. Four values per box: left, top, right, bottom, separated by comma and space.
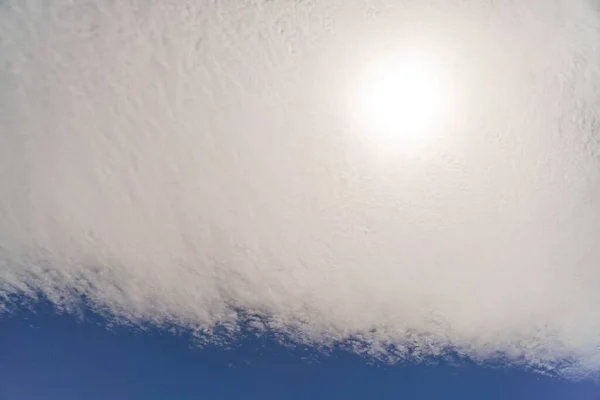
1, 0, 600, 398
1, 301, 600, 399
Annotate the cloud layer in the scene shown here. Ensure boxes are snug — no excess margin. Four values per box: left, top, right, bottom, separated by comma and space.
1, 0, 600, 378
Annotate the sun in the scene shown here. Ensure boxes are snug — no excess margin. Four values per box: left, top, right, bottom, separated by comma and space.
353, 50, 451, 153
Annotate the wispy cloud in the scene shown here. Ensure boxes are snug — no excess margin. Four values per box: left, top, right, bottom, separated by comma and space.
1, 0, 599, 379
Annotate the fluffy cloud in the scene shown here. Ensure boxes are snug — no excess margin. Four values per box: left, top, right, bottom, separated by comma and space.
1, 0, 600, 379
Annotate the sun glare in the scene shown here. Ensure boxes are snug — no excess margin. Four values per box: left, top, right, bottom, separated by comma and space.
354, 51, 451, 153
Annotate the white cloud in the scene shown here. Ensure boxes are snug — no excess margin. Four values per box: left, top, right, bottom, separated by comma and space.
1, 0, 600, 379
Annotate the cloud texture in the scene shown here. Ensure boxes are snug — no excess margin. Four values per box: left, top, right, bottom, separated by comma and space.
1, 0, 600, 378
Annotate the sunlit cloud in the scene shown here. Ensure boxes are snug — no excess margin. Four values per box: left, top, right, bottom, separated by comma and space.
1, 0, 600, 379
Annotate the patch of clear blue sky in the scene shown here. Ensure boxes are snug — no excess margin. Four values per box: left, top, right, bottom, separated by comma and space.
0, 300, 599, 400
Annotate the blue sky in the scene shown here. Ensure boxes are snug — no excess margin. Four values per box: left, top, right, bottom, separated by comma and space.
1, 301, 599, 399
2, 0, 600, 397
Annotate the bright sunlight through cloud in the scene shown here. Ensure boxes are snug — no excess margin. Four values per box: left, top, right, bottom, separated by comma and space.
354, 50, 452, 153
